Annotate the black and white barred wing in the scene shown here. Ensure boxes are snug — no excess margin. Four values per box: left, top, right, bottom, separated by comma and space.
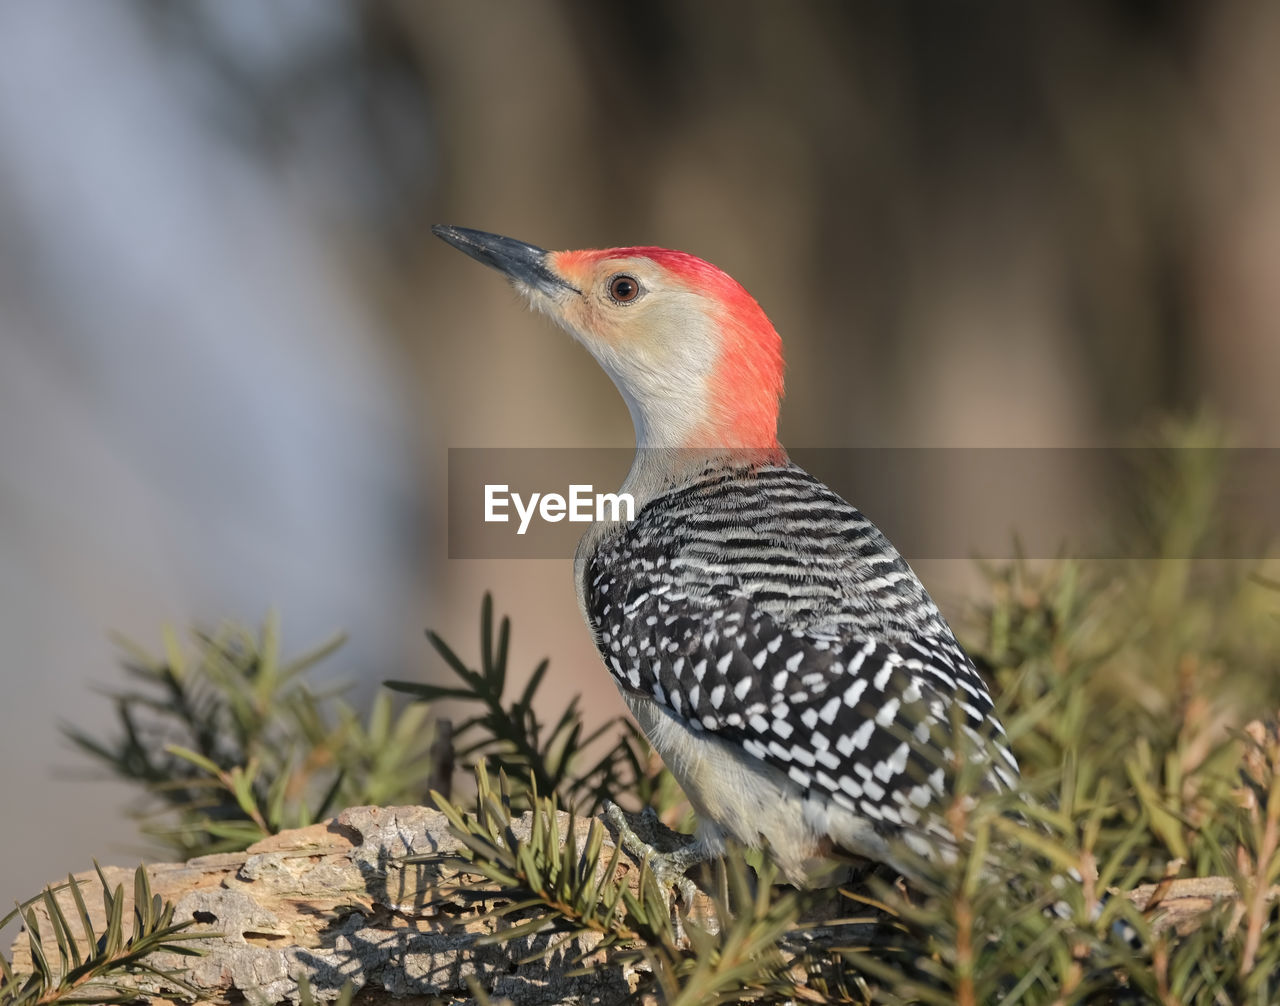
594, 590, 1018, 838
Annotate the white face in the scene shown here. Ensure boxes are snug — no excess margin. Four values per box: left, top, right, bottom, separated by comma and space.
519, 252, 722, 450
432, 226, 782, 454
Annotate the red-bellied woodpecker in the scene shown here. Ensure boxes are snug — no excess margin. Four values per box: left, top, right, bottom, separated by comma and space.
433, 225, 1018, 892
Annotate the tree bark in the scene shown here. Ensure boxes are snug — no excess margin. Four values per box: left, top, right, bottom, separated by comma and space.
8, 805, 1274, 1005
10, 806, 642, 1005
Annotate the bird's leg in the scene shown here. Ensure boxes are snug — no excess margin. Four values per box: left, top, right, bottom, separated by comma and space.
603, 801, 709, 910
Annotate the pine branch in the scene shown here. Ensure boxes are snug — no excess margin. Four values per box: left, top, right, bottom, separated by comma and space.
1, 865, 206, 1006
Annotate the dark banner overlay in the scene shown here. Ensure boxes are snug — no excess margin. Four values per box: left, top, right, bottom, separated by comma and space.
447, 448, 1280, 560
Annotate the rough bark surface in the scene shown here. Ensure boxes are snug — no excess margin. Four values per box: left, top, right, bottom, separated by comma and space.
8, 805, 1274, 1005
10, 806, 643, 1005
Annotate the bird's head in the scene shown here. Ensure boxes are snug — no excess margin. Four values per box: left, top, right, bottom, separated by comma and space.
433, 226, 784, 453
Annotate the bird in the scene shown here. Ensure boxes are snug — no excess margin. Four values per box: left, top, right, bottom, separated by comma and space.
432, 224, 1019, 893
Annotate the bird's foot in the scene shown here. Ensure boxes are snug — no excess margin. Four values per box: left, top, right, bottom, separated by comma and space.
603, 801, 706, 910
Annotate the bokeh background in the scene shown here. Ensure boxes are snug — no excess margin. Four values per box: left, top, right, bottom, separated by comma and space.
2, 0, 1279, 913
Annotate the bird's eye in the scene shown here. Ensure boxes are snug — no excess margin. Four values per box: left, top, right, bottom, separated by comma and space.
607, 274, 641, 304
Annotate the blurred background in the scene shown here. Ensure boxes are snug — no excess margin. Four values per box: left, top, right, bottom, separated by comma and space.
1, 0, 1278, 912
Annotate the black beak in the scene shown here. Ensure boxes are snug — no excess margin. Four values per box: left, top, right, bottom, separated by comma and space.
432, 225, 579, 295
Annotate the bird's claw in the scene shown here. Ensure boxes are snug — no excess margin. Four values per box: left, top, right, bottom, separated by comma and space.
603, 801, 700, 910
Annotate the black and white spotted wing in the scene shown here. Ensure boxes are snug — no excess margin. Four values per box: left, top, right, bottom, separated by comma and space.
583, 460, 1019, 836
